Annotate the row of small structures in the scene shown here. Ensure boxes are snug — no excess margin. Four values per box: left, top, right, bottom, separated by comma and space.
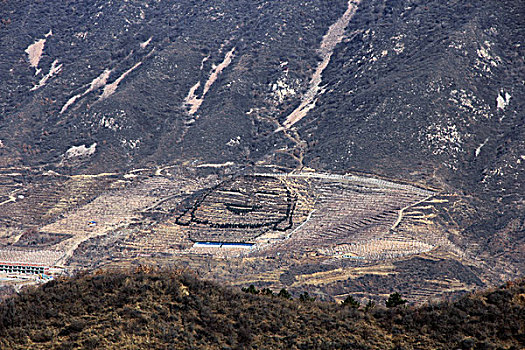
0, 249, 64, 276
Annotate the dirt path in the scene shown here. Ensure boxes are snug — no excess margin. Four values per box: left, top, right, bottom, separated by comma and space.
390, 195, 435, 230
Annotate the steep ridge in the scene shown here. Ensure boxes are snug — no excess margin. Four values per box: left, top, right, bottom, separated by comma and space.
296, 0, 524, 278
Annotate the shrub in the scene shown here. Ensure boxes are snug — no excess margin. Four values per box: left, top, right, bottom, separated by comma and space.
386, 293, 407, 308
342, 295, 360, 308
277, 288, 292, 300
260, 288, 274, 296
241, 285, 259, 295
299, 292, 316, 303
365, 300, 376, 312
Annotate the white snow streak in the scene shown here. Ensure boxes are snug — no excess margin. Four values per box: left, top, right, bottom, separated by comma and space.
475, 138, 489, 157
60, 69, 112, 113
25, 30, 52, 71
140, 37, 152, 49
496, 91, 511, 110
25, 38, 46, 68
60, 95, 81, 114
65, 143, 97, 159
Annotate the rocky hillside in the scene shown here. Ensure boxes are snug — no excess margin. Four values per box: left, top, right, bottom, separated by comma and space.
0, 0, 348, 171
0, 0, 523, 300
0, 269, 523, 349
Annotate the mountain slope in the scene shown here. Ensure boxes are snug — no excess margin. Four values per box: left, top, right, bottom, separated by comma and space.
299, 0, 525, 278
0, 269, 523, 349
0, 0, 523, 301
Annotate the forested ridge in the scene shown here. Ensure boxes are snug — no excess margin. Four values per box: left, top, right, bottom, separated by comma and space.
0, 268, 523, 349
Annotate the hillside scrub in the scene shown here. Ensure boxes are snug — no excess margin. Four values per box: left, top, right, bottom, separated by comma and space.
0, 268, 523, 349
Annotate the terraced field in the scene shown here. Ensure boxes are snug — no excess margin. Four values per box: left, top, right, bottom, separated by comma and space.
105, 171, 440, 263
177, 175, 293, 243
0, 168, 442, 261
253, 173, 435, 258
0, 166, 488, 303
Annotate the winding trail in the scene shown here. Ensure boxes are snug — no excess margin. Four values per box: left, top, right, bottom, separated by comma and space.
390, 195, 435, 230
280, 0, 361, 130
